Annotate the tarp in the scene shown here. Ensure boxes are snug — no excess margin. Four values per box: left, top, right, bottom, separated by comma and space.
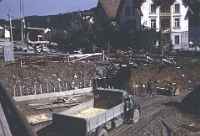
4, 29, 10, 38
3, 43, 14, 62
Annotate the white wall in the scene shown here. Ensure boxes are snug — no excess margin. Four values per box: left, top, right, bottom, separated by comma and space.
141, 0, 159, 30
170, 0, 189, 48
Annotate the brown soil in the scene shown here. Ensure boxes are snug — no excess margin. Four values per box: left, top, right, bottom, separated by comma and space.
109, 89, 200, 136
0, 56, 200, 136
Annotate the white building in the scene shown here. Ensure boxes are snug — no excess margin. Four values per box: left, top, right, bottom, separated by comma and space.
0, 26, 10, 39
140, 0, 193, 49
96, 0, 193, 50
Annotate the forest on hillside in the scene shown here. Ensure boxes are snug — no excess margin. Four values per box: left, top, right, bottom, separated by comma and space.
0, 12, 77, 30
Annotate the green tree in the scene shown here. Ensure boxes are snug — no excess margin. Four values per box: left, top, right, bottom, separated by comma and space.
135, 25, 162, 54
50, 14, 133, 53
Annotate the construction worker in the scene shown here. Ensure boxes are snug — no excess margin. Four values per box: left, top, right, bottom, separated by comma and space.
146, 79, 152, 97
124, 95, 133, 123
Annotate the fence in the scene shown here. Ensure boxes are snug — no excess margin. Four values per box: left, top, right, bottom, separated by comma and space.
13, 81, 92, 102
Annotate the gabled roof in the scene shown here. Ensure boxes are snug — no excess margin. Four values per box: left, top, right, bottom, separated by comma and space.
188, 7, 194, 15
136, 8, 143, 16
99, 0, 122, 19
98, 0, 143, 20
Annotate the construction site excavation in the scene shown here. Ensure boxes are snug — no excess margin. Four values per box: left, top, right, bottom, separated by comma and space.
0, 53, 200, 136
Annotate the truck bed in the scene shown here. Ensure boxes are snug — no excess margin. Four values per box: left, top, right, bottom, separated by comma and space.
53, 99, 124, 135
53, 89, 128, 135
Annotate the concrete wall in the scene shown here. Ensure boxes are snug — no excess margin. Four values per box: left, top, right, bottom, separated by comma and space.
13, 87, 93, 102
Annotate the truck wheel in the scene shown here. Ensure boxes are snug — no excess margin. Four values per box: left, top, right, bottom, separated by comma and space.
97, 128, 108, 136
132, 109, 140, 124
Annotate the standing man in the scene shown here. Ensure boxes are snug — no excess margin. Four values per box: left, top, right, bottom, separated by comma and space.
146, 79, 152, 97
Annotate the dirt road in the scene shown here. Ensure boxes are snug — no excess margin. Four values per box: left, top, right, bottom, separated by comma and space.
109, 89, 200, 136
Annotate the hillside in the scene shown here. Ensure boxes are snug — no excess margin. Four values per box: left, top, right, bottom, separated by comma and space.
0, 7, 96, 30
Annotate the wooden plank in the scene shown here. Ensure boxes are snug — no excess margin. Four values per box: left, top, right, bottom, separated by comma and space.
0, 103, 12, 136
36, 103, 80, 110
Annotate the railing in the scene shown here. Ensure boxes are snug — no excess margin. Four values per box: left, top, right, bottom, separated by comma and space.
161, 27, 171, 33
160, 12, 170, 16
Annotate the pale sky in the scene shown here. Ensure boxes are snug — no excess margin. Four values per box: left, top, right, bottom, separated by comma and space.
0, 0, 98, 20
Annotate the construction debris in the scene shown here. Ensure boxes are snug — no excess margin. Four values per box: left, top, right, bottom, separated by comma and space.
35, 103, 79, 110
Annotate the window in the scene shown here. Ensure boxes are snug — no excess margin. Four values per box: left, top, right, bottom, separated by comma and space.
175, 4, 180, 13
126, 20, 130, 30
160, 4, 170, 12
132, 6, 135, 16
151, 19, 156, 28
174, 18, 180, 28
131, 19, 136, 30
161, 20, 165, 29
151, 4, 156, 13
125, 7, 130, 16
160, 5, 165, 12
175, 35, 179, 44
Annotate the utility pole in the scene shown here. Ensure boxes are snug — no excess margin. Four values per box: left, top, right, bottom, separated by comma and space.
8, 10, 13, 48
20, 0, 24, 46
7, 9, 14, 61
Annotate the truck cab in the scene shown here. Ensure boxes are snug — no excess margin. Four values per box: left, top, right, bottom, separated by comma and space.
94, 89, 140, 124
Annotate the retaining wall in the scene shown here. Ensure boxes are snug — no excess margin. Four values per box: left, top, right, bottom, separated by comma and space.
13, 87, 93, 102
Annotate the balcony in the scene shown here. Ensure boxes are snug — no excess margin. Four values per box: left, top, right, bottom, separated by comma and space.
160, 12, 170, 17
154, 0, 175, 5
161, 28, 171, 33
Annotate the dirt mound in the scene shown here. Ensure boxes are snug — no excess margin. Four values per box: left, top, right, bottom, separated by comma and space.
181, 85, 200, 114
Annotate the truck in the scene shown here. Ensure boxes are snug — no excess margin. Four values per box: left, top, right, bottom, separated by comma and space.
53, 89, 140, 136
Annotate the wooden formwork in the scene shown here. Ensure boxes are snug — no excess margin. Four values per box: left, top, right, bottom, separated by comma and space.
17, 55, 68, 66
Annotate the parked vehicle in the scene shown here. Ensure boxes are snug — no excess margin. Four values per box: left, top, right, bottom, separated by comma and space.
50, 48, 57, 53
53, 89, 140, 136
